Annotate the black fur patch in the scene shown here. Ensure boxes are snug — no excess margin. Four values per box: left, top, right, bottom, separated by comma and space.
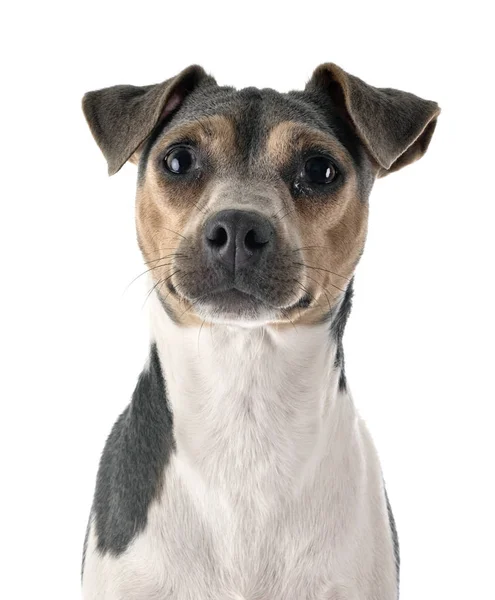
329, 279, 354, 391
90, 343, 175, 557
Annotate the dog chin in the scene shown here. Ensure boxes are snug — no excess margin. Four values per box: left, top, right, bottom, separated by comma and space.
193, 289, 282, 326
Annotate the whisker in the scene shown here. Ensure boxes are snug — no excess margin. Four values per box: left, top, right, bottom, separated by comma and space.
183, 191, 208, 216
295, 262, 349, 291
142, 228, 188, 254
270, 206, 286, 220
142, 278, 166, 309
292, 279, 323, 311
157, 269, 197, 306
123, 262, 175, 295
141, 246, 187, 259
288, 289, 304, 322
125, 251, 193, 295
288, 245, 335, 253
276, 207, 297, 222
177, 292, 210, 320
161, 227, 187, 241
270, 197, 293, 221
144, 253, 190, 265
301, 273, 337, 310
279, 307, 298, 331
142, 270, 180, 309
293, 261, 350, 283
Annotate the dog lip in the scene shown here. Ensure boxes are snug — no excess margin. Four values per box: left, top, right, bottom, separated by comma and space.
194, 286, 279, 316
173, 282, 265, 306
203, 287, 267, 305
180, 284, 310, 313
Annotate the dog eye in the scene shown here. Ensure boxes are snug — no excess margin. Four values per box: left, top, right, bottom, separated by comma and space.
303, 156, 337, 184
164, 147, 196, 175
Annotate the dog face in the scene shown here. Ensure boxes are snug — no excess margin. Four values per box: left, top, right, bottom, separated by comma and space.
83, 64, 439, 326
134, 88, 372, 326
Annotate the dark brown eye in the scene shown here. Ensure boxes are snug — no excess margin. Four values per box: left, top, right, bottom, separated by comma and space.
303, 156, 337, 184
164, 147, 195, 174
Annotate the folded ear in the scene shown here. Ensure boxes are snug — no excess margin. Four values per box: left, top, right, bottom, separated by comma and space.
82, 65, 215, 175
306, 63, 440, 176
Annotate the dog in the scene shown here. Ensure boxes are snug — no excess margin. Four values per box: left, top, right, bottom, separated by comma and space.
81, 63, 439, 599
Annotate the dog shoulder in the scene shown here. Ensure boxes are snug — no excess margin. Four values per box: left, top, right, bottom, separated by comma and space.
89, 344, 175, 557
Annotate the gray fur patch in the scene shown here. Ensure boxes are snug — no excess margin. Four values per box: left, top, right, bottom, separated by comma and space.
90, 344, 174, 557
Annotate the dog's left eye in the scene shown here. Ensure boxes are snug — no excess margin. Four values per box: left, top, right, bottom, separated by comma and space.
303, 156, 338, 185
164, 147, 196, 175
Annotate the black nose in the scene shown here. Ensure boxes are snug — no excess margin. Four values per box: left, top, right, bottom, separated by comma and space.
204, 209, 275, 272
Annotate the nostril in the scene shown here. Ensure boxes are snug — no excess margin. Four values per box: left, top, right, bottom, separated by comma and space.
204, 210, 274, 270
207, 225, 229, 248
244, 228, 269, 252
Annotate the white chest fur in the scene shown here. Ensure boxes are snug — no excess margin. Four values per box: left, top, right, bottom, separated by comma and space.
82, 293, 398, 600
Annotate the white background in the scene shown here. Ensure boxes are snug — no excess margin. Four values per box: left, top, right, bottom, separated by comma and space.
1, 1, 494, 598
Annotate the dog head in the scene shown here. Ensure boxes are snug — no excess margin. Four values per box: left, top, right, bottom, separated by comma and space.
83, 64, 439, 326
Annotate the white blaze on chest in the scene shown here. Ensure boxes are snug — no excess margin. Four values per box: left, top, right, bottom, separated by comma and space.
150, 292, 345, 502
81, 292, 394, 599
82, 294, 397, 599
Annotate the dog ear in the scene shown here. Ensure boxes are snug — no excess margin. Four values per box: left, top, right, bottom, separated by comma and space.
82, 65, 214, 175
306, 63, 440, 176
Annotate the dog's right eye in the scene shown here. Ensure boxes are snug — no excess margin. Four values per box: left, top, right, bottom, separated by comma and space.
303, 156, 338, 185
164, 147, 196, 175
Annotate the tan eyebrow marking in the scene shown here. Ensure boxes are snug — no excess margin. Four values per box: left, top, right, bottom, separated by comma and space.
156, 114, 237, 158
265, 121, 353, 169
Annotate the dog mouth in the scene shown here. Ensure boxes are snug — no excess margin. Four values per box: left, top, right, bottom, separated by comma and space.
189, 286, 278, 321
168, 280, 310, 323
164, 241, 311, 322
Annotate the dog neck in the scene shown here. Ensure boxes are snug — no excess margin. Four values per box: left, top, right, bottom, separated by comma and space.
149, 291, 356, 505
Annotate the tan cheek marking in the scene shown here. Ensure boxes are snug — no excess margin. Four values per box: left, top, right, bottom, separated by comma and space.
265, 122, 368, 325
135, 116, 238, 327
298, 185, 367, 322
272, 174, 366, 328
136, 187, 204, 327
